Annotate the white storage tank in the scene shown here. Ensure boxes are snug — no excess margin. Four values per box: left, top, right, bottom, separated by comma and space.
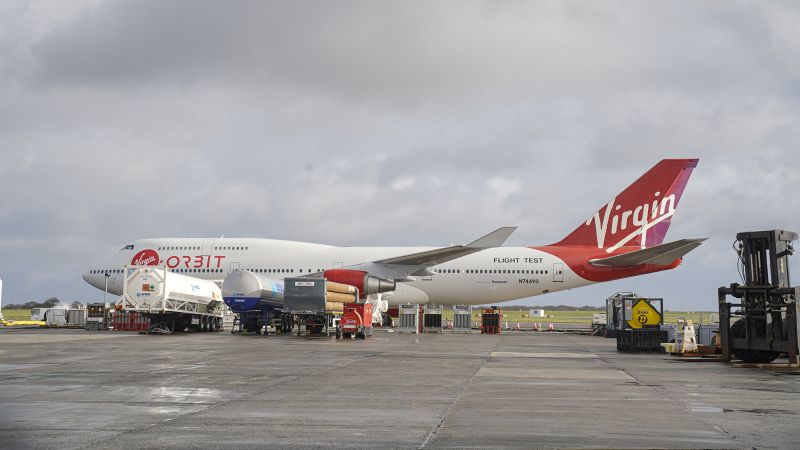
122, 266, 222, 312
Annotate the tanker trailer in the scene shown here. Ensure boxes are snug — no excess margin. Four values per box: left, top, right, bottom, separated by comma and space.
222, 270, 285, 334
118, 265, 223, 333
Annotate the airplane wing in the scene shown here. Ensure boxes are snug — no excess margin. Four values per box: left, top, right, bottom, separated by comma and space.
588, 238, 707, 267
376, 227, 517, 266
341, 227, 517, 280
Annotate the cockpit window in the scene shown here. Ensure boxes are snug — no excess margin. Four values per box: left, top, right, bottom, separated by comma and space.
120, 244, 134, 251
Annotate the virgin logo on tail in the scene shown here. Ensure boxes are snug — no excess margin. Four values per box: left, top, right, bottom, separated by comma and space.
553, 159, 698, 251
587, 191, 676, 252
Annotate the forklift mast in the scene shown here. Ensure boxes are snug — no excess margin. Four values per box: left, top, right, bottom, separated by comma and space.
736, 230, 796, 288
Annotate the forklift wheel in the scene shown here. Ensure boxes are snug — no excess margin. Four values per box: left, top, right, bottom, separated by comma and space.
730, 319, 780, 363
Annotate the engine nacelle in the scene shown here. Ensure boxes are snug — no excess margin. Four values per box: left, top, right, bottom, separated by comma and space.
323, 269, 396, 297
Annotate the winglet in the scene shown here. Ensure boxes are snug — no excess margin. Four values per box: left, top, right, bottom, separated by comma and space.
467, 227, 517, 248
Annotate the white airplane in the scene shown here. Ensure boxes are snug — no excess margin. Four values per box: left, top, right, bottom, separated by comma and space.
83, 159, 704, 307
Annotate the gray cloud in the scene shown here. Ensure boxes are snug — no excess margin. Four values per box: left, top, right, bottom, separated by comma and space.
0, 0, 798, 310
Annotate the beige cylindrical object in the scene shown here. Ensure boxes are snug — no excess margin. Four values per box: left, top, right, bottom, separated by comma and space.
326, 291, 356, 303
325, 301, 344, 312
326, 281, 357, 294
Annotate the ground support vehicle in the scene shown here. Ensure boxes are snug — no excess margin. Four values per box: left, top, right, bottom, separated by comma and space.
283, 277, 357, 337
339, 303, 373, 339
719, 230, 800, 364
118, 266, 223, 333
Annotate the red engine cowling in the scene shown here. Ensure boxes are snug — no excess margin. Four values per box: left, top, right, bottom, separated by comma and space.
323, 269, 396, 297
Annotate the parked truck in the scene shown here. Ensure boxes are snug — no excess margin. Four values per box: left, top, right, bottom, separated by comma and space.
118, 265, 223, 333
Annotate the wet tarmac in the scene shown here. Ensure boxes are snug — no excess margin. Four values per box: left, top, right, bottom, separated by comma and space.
0, 328, 798, 449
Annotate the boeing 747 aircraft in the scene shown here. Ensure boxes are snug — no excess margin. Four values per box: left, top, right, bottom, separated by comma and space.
84, 159, 703, 306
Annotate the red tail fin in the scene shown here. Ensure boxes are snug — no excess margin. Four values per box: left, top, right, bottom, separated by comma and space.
555, 159, 698, 252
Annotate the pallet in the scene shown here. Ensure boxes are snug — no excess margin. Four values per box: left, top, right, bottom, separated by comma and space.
731, 362, 800, 370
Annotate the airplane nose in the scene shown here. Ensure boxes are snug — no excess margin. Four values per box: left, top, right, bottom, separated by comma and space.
82, 267, 99, 288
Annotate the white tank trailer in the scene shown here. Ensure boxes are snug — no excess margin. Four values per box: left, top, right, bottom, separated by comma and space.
119, 266, 223, 332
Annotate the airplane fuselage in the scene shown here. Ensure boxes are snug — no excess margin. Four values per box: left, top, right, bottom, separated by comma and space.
83, 238, 591, 306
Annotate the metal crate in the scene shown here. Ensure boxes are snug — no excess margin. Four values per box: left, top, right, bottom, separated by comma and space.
397, 304, 419, 334
696, 324, 719, 347
284, 278, 328, 314
67, 309, 86, 327
423, 305, 443, 333
481, 308, 501, 334
616, 329, 668, 353
453, 305, 472, 333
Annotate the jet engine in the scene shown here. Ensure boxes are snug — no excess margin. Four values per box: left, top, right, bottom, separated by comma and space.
323, 269, 396, 297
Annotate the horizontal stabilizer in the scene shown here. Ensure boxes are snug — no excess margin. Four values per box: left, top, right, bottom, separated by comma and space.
589, 238, 707, 267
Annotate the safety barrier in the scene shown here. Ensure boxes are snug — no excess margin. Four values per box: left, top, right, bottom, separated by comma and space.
112, 311, 150, 331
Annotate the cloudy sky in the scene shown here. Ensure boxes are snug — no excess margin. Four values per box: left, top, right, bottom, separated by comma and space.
1, 0, 798, 311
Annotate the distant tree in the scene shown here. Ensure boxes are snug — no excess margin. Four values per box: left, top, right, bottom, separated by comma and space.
497, 304, 604, 311
3, 297, 63, 309
42, 297, 60, 308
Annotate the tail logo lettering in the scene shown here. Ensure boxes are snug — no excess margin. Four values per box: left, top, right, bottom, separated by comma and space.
586, 191, 676, 252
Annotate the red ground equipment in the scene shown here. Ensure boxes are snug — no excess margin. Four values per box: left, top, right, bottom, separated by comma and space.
112, 311, 150, 332
481, 308, 501, 335
339, 303, 373, 339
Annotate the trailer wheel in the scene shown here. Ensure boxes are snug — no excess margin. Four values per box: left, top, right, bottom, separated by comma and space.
343, 332, 351, 339
730, 319, 780, 363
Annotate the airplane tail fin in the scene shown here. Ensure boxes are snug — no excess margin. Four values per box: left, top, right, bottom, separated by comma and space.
554, 159, 698, 253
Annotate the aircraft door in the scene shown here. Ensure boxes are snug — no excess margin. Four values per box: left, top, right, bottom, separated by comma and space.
553, 263, 564, 282
201, 239, 215, 256
229, 262, 240, 274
